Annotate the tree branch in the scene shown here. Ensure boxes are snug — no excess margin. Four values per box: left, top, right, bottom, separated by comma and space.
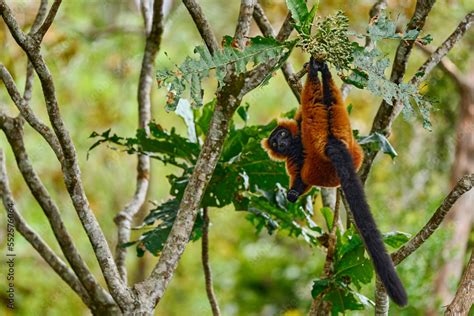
0, 64, 63, 161
33, 0, 62, 42
0, 113, 115, 309
202, 207, 221, 316
374, 174, 474, 314
415, 43, 465, 87
392, 174, 474, 265
253, 2, 302, 102
24, 0, 48, 102
0, 0, 133, 307
276, 12, 293, 42
445, 249, 474, 315
410, 11, 474, 87
114, 0, 164, 284
0, 149, 92, 308
182, 0, 219, 55
359, 0, 436, 184
234, 0, 256, 48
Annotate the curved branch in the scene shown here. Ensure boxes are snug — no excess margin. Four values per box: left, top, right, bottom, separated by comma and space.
0, 149, 91, 308
0, 64, 63, 161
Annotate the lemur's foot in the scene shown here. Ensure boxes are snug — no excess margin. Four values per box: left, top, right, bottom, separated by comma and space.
287, 189, 300, 203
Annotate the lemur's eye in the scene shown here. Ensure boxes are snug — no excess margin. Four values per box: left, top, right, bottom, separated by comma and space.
281, 131, 286, 137
272, 142, 277, 147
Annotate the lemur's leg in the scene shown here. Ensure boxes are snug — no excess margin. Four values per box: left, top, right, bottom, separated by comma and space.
301, 58, 323, 107
313, 59, 344, 108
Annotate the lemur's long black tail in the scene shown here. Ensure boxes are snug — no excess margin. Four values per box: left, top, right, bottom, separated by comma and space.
325, 136, 408, 307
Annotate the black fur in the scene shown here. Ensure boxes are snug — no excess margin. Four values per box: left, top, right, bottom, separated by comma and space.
325, 136, 408, 306
286, 132, 308, 201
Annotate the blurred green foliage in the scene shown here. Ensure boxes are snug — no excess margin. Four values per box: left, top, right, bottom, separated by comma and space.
1, 0, 473, 315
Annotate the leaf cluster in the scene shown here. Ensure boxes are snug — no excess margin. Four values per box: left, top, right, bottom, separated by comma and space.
311, 227, 410, 314
89, 102, 320, 255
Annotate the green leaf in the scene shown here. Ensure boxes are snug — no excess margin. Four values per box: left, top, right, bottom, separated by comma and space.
137, 199, 204, 256
357, 132, 398, 159
383, 231, 411, 248
311, 278, 330, 298
334, 228, 374, 290
324, 286, 365, 314
237, 103, 250, 123
286, 0, 310, 34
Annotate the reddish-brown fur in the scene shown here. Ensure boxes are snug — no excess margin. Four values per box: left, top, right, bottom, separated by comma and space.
262, 68, 364, 189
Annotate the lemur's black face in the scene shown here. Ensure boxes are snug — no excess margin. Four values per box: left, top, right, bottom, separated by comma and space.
268, 127, 292, 156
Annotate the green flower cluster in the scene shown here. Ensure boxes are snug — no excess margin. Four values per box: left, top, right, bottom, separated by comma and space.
298, 11, 353, 71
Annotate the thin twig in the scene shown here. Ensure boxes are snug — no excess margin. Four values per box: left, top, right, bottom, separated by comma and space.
202, 207, 221, 316
309, 191, 341, 315
33, 0, 62, 42
0, 149, 92, 308
0, 0, 133, 307
182, 0, 219, 55
114, 0, 164, 284
0, 64, 63, 161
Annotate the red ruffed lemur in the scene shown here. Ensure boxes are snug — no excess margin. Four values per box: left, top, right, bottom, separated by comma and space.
262, 58, 408, 306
